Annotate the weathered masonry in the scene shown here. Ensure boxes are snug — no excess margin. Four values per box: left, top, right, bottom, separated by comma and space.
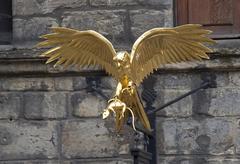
0, 0, 240, 163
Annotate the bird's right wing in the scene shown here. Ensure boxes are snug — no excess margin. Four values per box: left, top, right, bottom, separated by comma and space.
37, 27, 119, 79
130, 24, 216, 85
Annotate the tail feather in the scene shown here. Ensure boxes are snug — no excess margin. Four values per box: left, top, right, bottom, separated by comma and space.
133, 89, 151, 131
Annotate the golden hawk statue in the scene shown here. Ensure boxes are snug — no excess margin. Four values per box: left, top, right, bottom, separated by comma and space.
37, 24, 215, 132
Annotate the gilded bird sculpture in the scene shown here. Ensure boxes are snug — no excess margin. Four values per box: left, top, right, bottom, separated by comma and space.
37, 24, 215, 132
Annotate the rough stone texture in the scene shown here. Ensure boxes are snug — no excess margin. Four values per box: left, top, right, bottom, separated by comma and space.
69, 159, 133, 164
130, 9, 173, 38
73, 76, 117, 91
0, 121, 58, 160
130, 10, 165, 38
0, 161, 68, 164
13, 17, 58, 42
70, 91, 109, 117
158, 157, 240, 164
72, 76, 88, 90
155, 89, 193, 117
13, 0, 87, 16
23, 92, 67, 119
153, 73, 193, 90
90, 0, 138, 6
208, 88, 240, 116
153, 71, 233, 89
100, 77, 118, 90
212, 39, 240, 55
89, 0, 172, 7
157, 118, 237, 155
229, 72, 240, 86
138, 0, 173, 5
54, 77, 73, 91
62, 119, 121, 158
62, 10, 126, 37
0, 77, 54, 91
0, 92, 21, 119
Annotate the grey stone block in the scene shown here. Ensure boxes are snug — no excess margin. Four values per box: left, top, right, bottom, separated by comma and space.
0, 58, 48, 73
69, 159, 132, 164
158, 156, 207, 164
158, 157, 240, 164
90, 0, 137, 6
54, 77, 73, 91
154, 72, 230, 89
0, 161, 69, 164
204, 58, 240, 70
229, 72, 240, 87
157, 118, 236, 155
70, 91, 110, 117
72, 77, 88, 90
13, 0, 43, 16
0, 120, 58, 160
100, 77, 118, 90
73, 76, 117, 91
207, 159, 240, 164
130, 10, 165, 38
0, 77, 54, 91
138, 0, 173, 5
13, 17, 58, 41
13, 0, 87, 16
61, 119, 121, 158
154, 89, 193, 117
235, 123, 240, 154
130, 9, 173, 38
153, 73, 193, 90
23, 92, 67, 119
62, 10, 126, 37
208, 88, 240, 116
215, 72, 229, 87
212, 39, 240, 55
0, 92, 21, 119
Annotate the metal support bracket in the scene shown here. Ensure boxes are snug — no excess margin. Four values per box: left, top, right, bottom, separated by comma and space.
85, 75, 216, 164
147, 81, 212, 115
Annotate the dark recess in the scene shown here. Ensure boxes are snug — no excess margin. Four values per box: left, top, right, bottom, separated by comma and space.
0, 0, 12, 45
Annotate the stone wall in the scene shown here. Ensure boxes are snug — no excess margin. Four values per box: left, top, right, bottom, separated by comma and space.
0, 0, 240, 163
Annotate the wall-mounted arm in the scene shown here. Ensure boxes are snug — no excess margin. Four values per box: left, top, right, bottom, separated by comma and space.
147, 81, 212, 115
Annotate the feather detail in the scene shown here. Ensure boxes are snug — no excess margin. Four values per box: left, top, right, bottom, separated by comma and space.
37, 27, 119, 79
130, 24, 216, 85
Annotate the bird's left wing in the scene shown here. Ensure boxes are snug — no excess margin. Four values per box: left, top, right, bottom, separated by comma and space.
37, 27, 119, 79
130, 24, 216, 85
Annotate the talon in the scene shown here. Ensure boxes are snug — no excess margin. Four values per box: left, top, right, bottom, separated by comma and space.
104, 97, 135, 130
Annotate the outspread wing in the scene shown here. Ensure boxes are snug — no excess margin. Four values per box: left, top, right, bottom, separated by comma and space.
37, 27, 119, 79
130, 24, 216, 85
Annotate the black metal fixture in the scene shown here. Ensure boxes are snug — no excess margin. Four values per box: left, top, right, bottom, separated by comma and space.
85, 73, 216, 164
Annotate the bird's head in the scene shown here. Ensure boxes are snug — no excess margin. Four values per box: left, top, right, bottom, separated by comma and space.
114, 51, 130, 67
